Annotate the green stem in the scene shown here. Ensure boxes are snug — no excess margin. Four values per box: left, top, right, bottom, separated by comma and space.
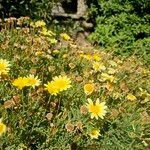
21, 89, 25, 112
48, 95, 51, 104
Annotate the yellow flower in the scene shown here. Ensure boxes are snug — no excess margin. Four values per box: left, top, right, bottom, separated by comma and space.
0, 119, 6, 136
44, 81, 59, 95
108, 68, 116, 74
26, 75, 41, 88
101, 73, 115, 82
53, 50, 59, 54
89, 129, 100, 139
84, 54, 92, 60
86, 98, 107, 119
35, 20, 46, 27
62, 54, 68, 59
80, 53, 84, 58
93, 54, 101, 61
52, 75, 71, 92
143, 69, 150, 75
80, 54, 92, 60
40, 27, 48, 34
12, 77, 28, 89
84, 83, 94, 95
30, 21, 35, 27
40, 27, 55, 36
139, 88, 150, 103
45, 75, 71, 95
35, 51, 44, 56
49, 38, 57, 44
93, 62, 106, 72
60, 33, 71, 41
0, 59, 10, 75
127, 93, 137, 101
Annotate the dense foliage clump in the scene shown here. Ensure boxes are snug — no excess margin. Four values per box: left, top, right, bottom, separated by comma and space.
88, 0, 150, 57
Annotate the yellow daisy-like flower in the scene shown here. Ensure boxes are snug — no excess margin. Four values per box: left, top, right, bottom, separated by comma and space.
26, 75, 41, 88
108, 68, 116, 74
86, 98, 107, 119
60, 33, 71, 41
35, 20, 46, 28
12, 77, 28, 89
53, 49, 60, 54
62, 54, 68, 59
0, 59, 10, 75
84, 83, 94, 95
35, 51, 44, 56
49, 38, 57, 44
40, 27, 55, 36
139, 88, 150, 103
127, 93, 137, 101
44, 81, 59, 95
52, 75, 71, 92
80, 53, 84, 58
0, 119, 6, 136
93, 54, 101, 61
83, 54, 92, 60
93, 62, 106, 72
101, 73, 115, 82
30, 21, 35, 27
45, 75, 71, 95
89, 129, 100, 139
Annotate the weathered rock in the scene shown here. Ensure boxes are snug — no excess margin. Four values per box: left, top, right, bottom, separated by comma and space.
51, 0, 87, 19
82, 21, 94, 29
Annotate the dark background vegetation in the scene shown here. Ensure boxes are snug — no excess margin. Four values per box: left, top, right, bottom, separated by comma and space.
0, 0, 54, 20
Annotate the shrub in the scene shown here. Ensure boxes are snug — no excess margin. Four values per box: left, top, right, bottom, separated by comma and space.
88, 0, 150, 56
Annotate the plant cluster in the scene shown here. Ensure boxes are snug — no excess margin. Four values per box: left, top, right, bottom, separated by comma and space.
88, 0, 150, 58
0, 17, 149, 149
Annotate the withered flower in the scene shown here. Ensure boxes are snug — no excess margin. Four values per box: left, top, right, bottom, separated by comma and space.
65, 123, 74, 132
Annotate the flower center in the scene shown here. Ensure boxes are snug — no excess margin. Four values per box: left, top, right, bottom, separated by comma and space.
56, 80, 67, 88
28, 78, 36, 85
0, 64, 6, 71
91, 130, 97, 136
0, 123, 5, 132
85, 85, 93, 92
93, 63, 100, 69
90, 105, 101, 114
